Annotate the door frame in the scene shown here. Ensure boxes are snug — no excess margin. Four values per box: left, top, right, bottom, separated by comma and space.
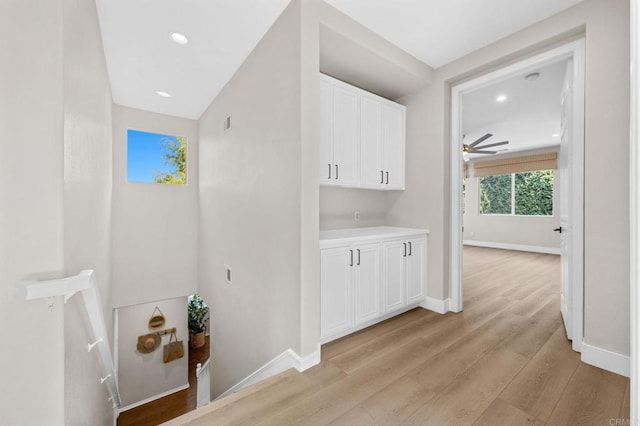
630, 0, 639, 421
449, 39, 585, 352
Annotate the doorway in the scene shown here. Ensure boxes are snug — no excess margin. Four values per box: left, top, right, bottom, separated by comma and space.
449, 39, 585, 351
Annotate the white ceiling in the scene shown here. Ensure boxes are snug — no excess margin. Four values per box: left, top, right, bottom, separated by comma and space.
462, 59, 569, 159
95, 0, 583, 120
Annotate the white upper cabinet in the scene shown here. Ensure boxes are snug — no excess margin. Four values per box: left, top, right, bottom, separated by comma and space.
320, 74, 406, 190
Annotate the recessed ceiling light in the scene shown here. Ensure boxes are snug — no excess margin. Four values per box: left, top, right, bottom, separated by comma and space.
552, 133, 560, 138
156, 91, 172, 98
170, 32, 189, 45
496, 94, 507, 103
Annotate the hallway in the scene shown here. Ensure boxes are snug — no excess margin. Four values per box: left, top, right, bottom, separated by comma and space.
167, 247, 629, 425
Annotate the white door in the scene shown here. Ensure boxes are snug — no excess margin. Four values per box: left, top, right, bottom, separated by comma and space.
354, 243, 381, 325
360, 96, 383, 187
559, 58, 574, 340
319, 78, 333, 183
382, 240, 406, 313
320, 246, 354, 338
406, 237, 426, 305
381, 104, 405, 189
332, 85, 360, 186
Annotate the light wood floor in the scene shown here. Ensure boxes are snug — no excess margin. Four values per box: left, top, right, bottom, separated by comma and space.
168, 247, 630, 425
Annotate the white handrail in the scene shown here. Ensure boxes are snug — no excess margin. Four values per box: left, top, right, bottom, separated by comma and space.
20, 270, 121, 408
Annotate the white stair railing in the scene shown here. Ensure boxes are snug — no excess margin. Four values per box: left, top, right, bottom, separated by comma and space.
20, 270, 121, 408
196, 358, 211, 408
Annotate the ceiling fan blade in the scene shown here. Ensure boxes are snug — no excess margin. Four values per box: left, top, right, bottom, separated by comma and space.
470, 150, 498, 154
468, 133, 493, 148
475, 141, 509, 149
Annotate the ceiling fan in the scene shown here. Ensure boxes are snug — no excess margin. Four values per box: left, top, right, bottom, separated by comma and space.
463, 133, 509, 155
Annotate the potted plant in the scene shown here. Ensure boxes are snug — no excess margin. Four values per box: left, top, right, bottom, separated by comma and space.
188, 294, 209, 349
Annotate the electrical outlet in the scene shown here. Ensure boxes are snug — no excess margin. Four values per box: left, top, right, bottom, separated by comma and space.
224, 264, 232, 284
354, 211, 360, 221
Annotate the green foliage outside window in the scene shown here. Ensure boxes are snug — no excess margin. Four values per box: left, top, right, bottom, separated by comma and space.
479, 170, 553, 216
155, 136, 187, 184
479, 174, 512, 214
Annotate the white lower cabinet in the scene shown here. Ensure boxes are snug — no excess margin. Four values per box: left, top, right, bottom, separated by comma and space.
320, 228, 428, 343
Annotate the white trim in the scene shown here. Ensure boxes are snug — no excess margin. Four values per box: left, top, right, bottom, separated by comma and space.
420, 297, 450, 314
463, 240, 560, 255
216, 346, 321, 400
450, 40, 585, 348
581, 342, 630, 378
117, 383, 190, 414
631, 1, 639, 424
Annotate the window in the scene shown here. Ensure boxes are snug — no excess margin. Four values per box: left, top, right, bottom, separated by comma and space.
479, 170, 553, 216
127, 129, 186, 184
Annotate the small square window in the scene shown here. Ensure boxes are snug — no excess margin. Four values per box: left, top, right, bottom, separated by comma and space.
127, 129, 186, 185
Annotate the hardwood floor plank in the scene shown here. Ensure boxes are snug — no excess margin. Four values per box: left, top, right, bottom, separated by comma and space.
473, 398, 544, 426
620, 378, 631, 421
499, 326, 580, 421
403, 348, 529, 425
546, 363, 628, 425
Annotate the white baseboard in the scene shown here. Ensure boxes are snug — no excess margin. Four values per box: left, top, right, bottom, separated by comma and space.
581, 342, 630, 377
217, 346, 321, 400
420, 297, 450, 314
463, 240, 560, 255
118, 383, 190, 414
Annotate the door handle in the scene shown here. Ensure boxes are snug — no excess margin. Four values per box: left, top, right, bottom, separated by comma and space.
328, 164, 331, 179
386, 171, 389, 184
357, 249, 360, 265
335, 164, 339, 180
349, 249, 353, 266
553, 227, 563, 234
380, 171, 384, 184
403, 243, 407, 257
408, 242, 412, 256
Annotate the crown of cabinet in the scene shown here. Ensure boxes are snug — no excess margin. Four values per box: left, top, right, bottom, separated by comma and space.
319, 74, 406, 191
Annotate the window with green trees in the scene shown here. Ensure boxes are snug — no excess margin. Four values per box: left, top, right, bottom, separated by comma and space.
127, 129, 186, 185
479, 170, 553, 216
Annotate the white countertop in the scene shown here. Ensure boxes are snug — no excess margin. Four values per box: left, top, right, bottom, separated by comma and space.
320, 226, 429, 247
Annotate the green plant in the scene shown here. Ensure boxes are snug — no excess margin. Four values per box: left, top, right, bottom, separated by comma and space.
188, 294, 209, 335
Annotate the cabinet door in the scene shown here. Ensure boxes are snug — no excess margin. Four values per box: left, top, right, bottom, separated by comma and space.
319, 77, 334, 184
332, 85, 360, 186
381, 104, 406, 189
406, 237, 426, 305
382, 240, 406, 313
354, 243, 381, 325
359, 96, 383, 187
321, 247, 354, 338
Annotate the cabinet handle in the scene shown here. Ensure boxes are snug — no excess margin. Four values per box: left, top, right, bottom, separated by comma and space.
357, 249, 361, 265
350, 249, 353, 266
380, 171, 384, 184
408, 242, 412, 256
335, 164, 339, 180
386, 171, 389, 185
403, 243, 407, 257
328, 164, 332, 179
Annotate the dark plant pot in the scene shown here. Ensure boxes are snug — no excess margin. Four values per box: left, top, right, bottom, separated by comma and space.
189, 331, 206, 349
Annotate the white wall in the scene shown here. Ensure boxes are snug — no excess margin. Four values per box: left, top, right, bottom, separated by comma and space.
111, 106, 198, 307
388, 0, 630, 355
0, 1, 65, 424
116, 297, 188, 408
320, 186, 388, 230
199, 0, 304, 397
463, 153, 561, 251
62, 0, 116, 423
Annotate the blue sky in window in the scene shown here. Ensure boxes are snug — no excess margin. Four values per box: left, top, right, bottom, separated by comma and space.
127, 129, 178, 183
